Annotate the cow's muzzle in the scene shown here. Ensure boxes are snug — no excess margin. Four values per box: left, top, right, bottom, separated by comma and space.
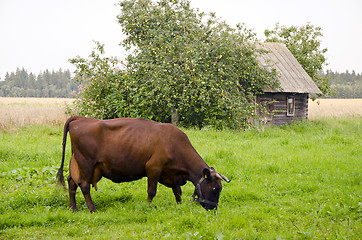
191, 177, 218, 210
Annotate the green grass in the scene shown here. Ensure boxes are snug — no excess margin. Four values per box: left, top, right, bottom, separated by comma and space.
0, 118, 361, 239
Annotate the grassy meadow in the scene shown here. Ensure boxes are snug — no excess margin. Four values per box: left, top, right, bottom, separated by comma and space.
0, 98, 361, 239
0, 97, 73, 130
308, 98, 362, 119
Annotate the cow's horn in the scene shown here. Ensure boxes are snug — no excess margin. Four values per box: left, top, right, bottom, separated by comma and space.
216, 173, 222, 180
216, 173, 230, 183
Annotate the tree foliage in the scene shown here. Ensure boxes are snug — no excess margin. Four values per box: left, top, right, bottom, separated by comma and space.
264, 23, 331, 96
0, 68, 76, 98
71, 0, 279, 129
324, 70, 362, 98
69, 42, 140, 119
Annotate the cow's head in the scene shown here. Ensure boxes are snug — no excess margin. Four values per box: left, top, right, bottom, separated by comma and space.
192, 167, 230, 210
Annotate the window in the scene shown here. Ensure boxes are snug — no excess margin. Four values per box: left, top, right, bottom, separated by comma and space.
287, 97, 295, 116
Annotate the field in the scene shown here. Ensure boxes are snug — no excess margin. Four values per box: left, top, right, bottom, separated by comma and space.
308, 98, 362, 119
0, 97, 73, 130
0, 98, 361, 239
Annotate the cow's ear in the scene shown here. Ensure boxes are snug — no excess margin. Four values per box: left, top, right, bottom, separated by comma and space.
203, 168, 211, 179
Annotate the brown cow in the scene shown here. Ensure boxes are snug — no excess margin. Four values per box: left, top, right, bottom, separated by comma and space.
57, 116, 230, 212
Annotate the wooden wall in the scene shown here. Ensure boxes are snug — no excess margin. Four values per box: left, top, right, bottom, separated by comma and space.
256, 93, 309, 126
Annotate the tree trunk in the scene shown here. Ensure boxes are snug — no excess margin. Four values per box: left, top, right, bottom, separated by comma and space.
171, 107, 179, 126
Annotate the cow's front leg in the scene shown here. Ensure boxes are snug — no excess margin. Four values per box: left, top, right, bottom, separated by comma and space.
67, 175, 79, 211
172, 185, 182, 204
146, 163, 162, 203
80, 182, 97, 212
146, 175, 159, 203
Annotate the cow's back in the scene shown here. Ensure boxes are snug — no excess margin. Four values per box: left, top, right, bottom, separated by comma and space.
68, 117, 196, 183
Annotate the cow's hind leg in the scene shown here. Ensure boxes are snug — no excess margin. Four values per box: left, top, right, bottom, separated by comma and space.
67, 175, 79, 211
172, 185, 182, 204
69, 154, 97, 212
80, 182, 97, 212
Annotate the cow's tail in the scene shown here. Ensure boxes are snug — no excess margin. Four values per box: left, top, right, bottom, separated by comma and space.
56, 116, 80, 188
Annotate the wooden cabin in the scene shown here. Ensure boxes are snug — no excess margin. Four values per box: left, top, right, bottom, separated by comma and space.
256, 42, 322, 126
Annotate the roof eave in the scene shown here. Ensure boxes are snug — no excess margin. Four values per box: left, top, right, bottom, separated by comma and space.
257, 42, 322, 95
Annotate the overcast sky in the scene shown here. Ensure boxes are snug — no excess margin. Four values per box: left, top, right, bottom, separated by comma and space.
1, 0, 361, 80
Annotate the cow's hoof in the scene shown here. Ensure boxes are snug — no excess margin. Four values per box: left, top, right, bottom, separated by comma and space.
70, 207, 79, 212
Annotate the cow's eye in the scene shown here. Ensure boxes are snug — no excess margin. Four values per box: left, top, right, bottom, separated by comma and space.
212, 187, 218, 193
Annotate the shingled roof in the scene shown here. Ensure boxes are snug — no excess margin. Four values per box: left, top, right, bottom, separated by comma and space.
257, 42, 322, 94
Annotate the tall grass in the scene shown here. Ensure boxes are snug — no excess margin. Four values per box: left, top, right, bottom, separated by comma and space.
0, 118, 361, 239
0, 97, 73, 130
308, 98, 362, 119
1, 97, 361, 129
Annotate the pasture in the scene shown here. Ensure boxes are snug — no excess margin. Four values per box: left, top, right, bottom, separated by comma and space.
308, 98, 362, 119
0, 98, 361, 239
0, 97, 73, 130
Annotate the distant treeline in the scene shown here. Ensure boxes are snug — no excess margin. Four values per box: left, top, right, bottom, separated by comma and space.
0, 68, 78, 98
324, 70, 362, 98
0, 68, 361, 98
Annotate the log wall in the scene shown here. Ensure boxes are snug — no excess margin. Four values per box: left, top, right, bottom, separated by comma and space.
256, 93, 309, 126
